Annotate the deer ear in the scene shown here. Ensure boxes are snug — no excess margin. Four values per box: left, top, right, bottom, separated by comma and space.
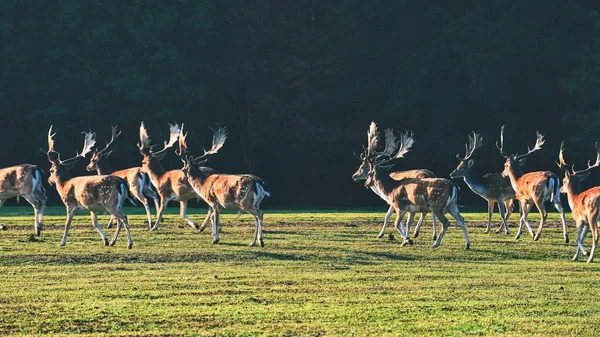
517, 158, 527, 166
565, 170, 571, 178
467, 159, 475, 167
575, 171, 591, 181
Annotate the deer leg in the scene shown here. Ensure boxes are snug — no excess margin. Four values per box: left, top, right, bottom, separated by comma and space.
484, 200, 493, 233
573, 221, 586, 261
448, 206, 470, 250
377, 206, 394, 238
497, 200, 510, 235
431, 211, 450, 249
211, 207, 220, 244
22, 194, 42, 236
59, 207, 76, 247
413, 213, 425, 238
430, 213, 437, 241
587, 221, 598, 263
109, 217, 122, 247
90, 211, 110, 246
180, 200, 200, 230
533, 199, 547, 241
579, 225, 590, 256
400, 212, 415, 246
553, 195, 569, 244
199, 208, 212, 232
258, 210, 264, 247
518, 202, 535, 240
249, 209, 261, 247
393, 208, 408, 240
150, 199, 168, 231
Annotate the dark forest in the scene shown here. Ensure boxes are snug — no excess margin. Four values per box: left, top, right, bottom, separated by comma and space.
1, 1, 599, 208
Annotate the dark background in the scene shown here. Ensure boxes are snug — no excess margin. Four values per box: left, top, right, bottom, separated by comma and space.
1, 1, 599, 208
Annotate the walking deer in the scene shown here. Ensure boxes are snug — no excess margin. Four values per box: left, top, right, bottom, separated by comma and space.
46, 126, 133, 248
497, 126, 568, 243
86, 125, 160, 228
450, 131, 517, 235
352, 125, 438, 241
557, 142, 600, 262
177, 125, 269, 246
0, 164, 46, 235
138, 122, 205, 231
362, 122, 470, 249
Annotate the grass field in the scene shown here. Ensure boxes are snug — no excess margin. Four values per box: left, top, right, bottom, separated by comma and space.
0, 206, 598, 336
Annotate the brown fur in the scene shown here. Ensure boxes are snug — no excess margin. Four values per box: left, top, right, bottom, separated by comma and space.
0, 164, 46, 235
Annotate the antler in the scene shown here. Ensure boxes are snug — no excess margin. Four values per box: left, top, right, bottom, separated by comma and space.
192, 126, 228, 162
365, 121, 379, 159
556, 141, 569, 170
138, 122, 151, 153
97, 125, 121, 155
373, 129, 414, 166
377, 129, 399, 158
496, 125, 507, 157
47, 126, 56, 153
514, 131, 545, 160
457, 131, 483, 161
151, 123, 181, 157
175, 124, 189, 157
573, 142, 600, 175
61, 130, 96, 163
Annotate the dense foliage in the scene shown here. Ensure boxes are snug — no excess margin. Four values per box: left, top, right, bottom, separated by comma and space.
1, 1, 599, 207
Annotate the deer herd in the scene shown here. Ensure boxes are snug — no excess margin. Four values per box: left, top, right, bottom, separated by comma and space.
1, 121, 599, 262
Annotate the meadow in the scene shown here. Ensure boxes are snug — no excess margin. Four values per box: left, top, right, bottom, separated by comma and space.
0, 206, 598, 336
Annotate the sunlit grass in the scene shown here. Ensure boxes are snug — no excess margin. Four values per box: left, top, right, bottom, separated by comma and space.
0, 206, 596, 336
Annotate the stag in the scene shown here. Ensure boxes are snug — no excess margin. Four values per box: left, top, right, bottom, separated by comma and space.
557, 142, 600, 262
497, 126, 568, 243
352, 124, 438, 241
46, 126, 133, 248
138, 122, 207, 231
362, 122, 470, 249
86, 125, 160, 228
450, 132, 517, 235
177, 125, 269, 246
0, 164, 46, 235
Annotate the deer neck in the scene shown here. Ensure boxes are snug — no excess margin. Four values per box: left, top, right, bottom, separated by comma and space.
504, 165, 523, 192
95, 158, 112, 176
461, 168, 486, 195
563, 181, 580, 210
145, 158, 166, 187
372, 166, 397, 199
186, 166, 209, 196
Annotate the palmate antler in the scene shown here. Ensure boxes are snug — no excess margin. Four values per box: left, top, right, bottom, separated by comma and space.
96, 125, 121, 155
496, 125, 545, 160
457, 131, 483, 161
358, 122, 415, 167
571, 142, 600, 175
176, 125, 228, 165
46, 125, 96, 164
138, 122, 181, 158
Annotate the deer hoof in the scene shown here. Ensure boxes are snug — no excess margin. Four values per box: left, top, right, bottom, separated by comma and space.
259, 239, 264, 247
431, 243, 440, 249
582, 251, 589, 257
483, 228, 490, 234
565, 237, 570, 244
400, 240, 408, 247
103, 238, 110, 246
193, 223, 201, 230
109, 240, 116, 247
127, 243, 133, 249
35, 228, 41, 236
465, 243, 470, 250
533, 234, 541, 241
505, 230, 511, 235
413, 232, 419, 238
212, 239, 219, 244
377, 233, 384, 239
199, 225, 206, 233
432, 235, 437, 241
408, 239, 414, 245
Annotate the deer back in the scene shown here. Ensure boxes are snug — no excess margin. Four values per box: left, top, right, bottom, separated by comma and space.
61, 175, 126, 211
389, 169, 435, 180
0, 164, 43, 199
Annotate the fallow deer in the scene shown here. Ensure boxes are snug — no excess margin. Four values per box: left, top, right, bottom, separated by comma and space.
0, 164, 47, 235
177, 125, 270, 246
497, 126, 568, 243
450, 131, 517, 235
557, 142, 600, 262
362, 123, 470, 249
138, 122, 203, 231
86, 125, 160, 228
352, 124, 438, 241
46, 126, 133, 248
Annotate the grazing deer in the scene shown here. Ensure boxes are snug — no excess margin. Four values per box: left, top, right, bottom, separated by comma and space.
362, 122, 470, 249
86, 125, 160, 228
46, 126, 133, 248
450, 131, 517, 235
177, 125, 269, 246
497, 126, 568, 243
0, 164, 46, 235
557, 142, 600, 262
138, 122, 205, 231
352, 127, 438, 241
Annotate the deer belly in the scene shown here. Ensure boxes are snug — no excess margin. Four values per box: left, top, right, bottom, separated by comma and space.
0, 189, 19, 199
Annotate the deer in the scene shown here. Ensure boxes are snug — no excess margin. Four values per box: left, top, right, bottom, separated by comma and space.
0, 164, 47, 235
557, 142, 600, 262
352, 123, 438, 241
450, 131, 518, 235
86, 125, 160, 228
45, 126, 133, 248
497, 125, 568, 243
138, 122, 208, 231
362, 122, 470, 249
176, 125, 270, 246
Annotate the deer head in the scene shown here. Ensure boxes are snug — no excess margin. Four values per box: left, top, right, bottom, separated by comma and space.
46, 125, 96, 185
497, 125, 543, 177
557, 141, 600, 193
450, 131, 483, 179
175, 124, 227, 178
86, 125, 121, 172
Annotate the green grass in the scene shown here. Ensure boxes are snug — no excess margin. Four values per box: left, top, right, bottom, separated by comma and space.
0, 206, 597, 336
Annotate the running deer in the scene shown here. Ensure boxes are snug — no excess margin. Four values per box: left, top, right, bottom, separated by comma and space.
450, 131, 517, 235
86, 125, 160, 228
352, 124, 438, 241
362, 123, 470, 249
557, 142, 600, 262
497, 125, 568, 243
138, 122, 203, 231
177, 125, 270, 246
0, 164, 46, 235
46, 126, 133, 248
